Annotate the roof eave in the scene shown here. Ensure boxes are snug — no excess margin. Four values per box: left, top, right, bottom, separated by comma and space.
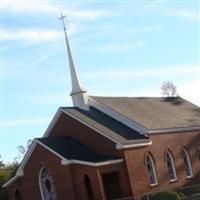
61, 158, 124, 167
148, 126, 200, 134
3, 139, 124, 188
3, 171, 24, 188
116, 140, 152, 150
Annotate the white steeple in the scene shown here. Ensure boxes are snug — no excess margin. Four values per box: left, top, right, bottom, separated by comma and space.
59, 13, 89, 110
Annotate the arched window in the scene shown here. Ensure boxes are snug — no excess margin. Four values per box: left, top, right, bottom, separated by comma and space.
15, 190, 22, 200
181, 148, 193, 178
145, 153, 158, 186
39, 168, 57, 200
84, 175, 94, 200
164, 150, 177, 182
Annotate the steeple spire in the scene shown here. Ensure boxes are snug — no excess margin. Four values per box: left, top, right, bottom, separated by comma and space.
59, 13, 88, 110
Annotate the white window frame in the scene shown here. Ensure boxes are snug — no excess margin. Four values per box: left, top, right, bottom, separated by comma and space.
145, 153, 158, 186
181, 148, 193, 178
165, 150, 177, 182
39, 167, 57, 200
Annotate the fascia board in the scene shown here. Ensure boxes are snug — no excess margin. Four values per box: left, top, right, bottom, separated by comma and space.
61, 159, 124, 167
116, 140, 152, 150
43, 108, 63, 137
148, 126, 200, 134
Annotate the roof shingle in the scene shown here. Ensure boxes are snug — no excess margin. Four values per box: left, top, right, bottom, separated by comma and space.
91, 96, 200, 131
61, 107, 149, 145
38, 136, 121, 162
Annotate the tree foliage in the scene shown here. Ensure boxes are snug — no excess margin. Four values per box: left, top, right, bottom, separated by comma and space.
0, 158, 19, 200
15, 139, 33, 160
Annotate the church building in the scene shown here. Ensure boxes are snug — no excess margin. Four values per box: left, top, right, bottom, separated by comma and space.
4, 16, 200, 200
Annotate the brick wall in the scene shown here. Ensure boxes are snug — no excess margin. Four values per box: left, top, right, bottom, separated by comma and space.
6, 143, 131, 200
6, 144, 77, 200
48, 113, 122, 157
124, 131, 200, 198
71, 162, 132, 200
5, 112, 200, 199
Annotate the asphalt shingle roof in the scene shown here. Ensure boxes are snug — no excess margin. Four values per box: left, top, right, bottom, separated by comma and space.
38, 136, 120, 162
61, 107, 149, 145
91, 96, 200, 131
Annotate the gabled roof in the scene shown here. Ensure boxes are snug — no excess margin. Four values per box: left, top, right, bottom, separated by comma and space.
38, 136, 120, 163
61, 107, 149, 145
3, 136, 123, 188
90, 96, 200, 131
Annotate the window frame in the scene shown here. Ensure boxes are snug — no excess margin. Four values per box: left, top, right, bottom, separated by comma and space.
145, 153, 158, 186
164, 150, 178, 182
39, 167, 57, 200
181, 147, 193, 178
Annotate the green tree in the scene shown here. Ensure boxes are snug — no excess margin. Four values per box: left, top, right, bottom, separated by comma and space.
0, 159, 19, 200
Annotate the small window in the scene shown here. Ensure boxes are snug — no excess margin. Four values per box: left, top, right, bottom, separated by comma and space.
145, 153, 158, 186
181, 148, 193, 178
164, 150, 177, 182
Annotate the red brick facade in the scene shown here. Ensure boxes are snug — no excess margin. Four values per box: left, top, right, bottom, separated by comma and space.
124, 131, 200, 198
49, 113, 121, 156
5, 113, 200, 200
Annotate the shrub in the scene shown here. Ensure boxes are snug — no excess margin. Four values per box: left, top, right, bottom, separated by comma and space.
0, 188, 9, 200
149, 191, 182, 200
175, 185, 200, 197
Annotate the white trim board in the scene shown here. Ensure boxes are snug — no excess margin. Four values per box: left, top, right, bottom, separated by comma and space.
116, 140, 152, 150
148, 126, 200, 134
61, 159, 124, 167
43, 108, 63, 137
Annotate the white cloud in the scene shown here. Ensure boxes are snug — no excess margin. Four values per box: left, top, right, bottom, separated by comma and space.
65, 9, 112, 20
91, 41, 144, 54
96, 25, 162, 37
83, 65, 200, 79
2, 117, 51, 127
3, 0, 58, 14
166, 10, 199, 21
2, 27, 76, 44
19, 93, 71, 106
179, 79, 200, 106
3, 1, 112, 20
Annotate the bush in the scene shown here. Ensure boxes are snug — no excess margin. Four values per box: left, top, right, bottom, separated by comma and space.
175, 185, 200, 197
0, 188, 9, 200
149, 191, 182, 200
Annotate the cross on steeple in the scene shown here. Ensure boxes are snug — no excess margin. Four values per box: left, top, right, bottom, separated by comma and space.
59, 13, 88, 110
59, 13, 67, 30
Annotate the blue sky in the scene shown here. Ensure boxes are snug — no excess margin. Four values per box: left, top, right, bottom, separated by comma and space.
1, 0, 200, 163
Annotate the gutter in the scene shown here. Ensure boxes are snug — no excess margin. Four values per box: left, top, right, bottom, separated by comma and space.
116, 140, 152, 150
61, 158, 124, 167
148, 126, 200, 134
